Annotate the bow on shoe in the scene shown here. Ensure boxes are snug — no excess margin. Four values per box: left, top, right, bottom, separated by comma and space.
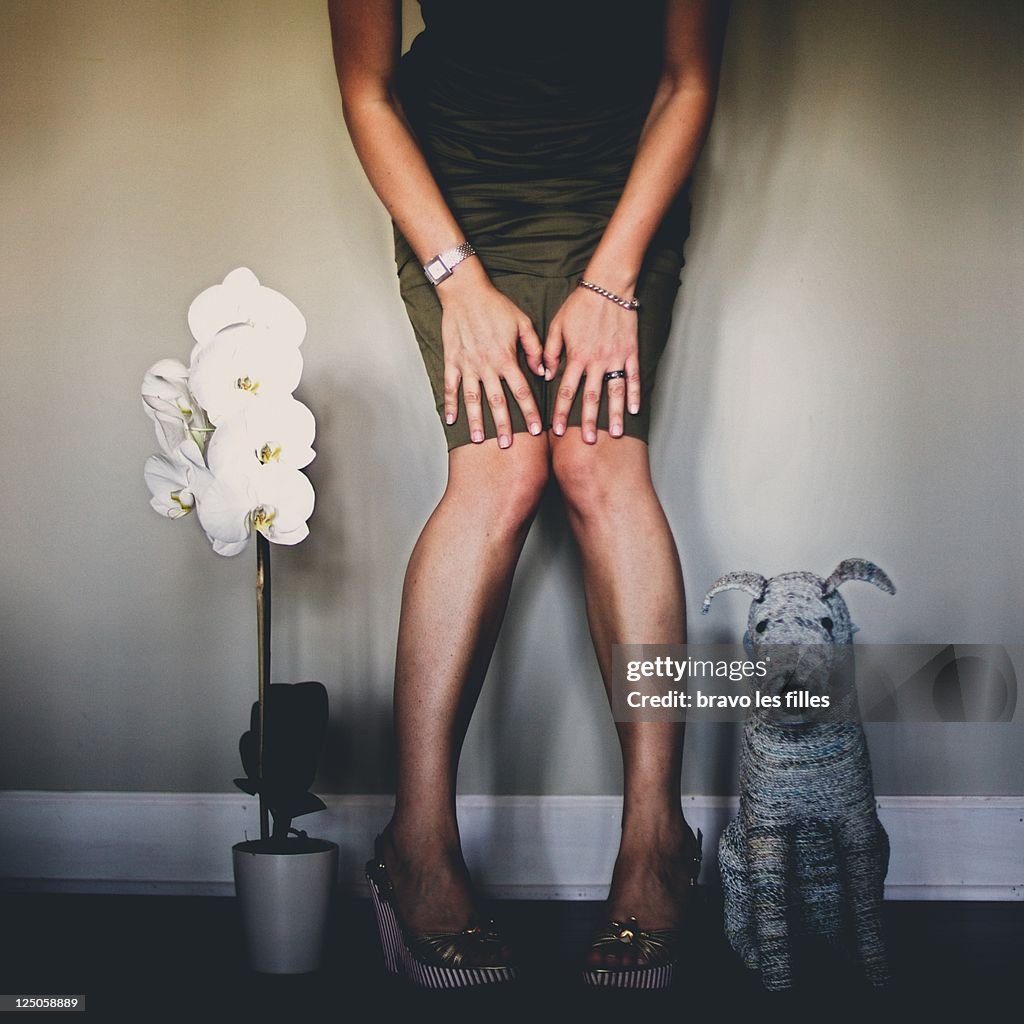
588, 918, 678, 967
408, 920, 509, 968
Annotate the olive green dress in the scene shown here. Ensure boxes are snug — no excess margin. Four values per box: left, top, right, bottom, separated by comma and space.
394, 0, 692, 449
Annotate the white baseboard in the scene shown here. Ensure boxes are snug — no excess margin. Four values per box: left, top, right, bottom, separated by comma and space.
0, 792, 1020, 900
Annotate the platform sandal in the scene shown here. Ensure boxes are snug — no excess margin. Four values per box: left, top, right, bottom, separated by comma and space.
581, 828, 703, 990
365, 835, 518, 988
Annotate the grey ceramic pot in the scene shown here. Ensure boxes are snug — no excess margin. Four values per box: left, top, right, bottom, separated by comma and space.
232, 837, 339, 974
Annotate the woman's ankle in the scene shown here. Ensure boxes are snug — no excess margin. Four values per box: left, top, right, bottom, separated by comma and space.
382, 816, 464, 871
379, 817, 477, 932
619, 806, 691, 850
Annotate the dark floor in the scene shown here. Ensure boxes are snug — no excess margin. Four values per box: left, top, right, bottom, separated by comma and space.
1, 890, 1019, 1019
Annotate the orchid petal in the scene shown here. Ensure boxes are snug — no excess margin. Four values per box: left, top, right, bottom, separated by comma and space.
193, 472, 252, 547
211, 537, 251, 558
252, 464, 316, 532
189, 326, 303, 426
141, 359, 211, 455
233, 463, 317, 546
207, 397, 316, 476
144, 453, 193, 518
143, 439, 209, 520
176, 437, 208, 474
187, 266, 306, 350
262, 522, 310, 547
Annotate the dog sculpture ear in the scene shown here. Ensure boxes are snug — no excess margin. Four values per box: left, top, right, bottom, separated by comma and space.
701, 571, 768, 614
822, 559, 896, 597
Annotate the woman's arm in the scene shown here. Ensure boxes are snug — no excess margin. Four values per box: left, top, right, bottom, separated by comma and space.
545, 0, 728, 443
327, 0, 545, 446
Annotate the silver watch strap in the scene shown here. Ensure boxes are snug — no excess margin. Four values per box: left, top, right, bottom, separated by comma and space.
423, 242, 476, 285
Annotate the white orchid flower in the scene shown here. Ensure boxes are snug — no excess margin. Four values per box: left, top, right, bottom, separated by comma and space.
140, 358, 212, 454
187, 267, 306, 351
207, 397, 316, 476
143, 438, 209, 519
193, 462, 315, 557
188, 323, 303, 427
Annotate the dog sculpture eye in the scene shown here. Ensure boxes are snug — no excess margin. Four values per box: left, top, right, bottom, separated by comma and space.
820, 617, 834, 632
755, 619, 768, 633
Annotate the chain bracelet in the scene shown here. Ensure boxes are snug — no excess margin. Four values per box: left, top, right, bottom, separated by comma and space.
577, 278, 640, 311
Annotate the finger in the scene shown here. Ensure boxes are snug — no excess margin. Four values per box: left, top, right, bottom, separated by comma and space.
551, 361, 583, 437
580, 365, 603, 445
443, 363, 461, 425
543, 321, 564, 382
504, 363, 544, 437
606, 369, 627, 438
518, 315, 545, 378
462, 374, 486, 444
483, 370, 513, 449
625, 353, 641, 416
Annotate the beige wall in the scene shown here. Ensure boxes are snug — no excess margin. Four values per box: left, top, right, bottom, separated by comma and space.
1, 0, 1021, 796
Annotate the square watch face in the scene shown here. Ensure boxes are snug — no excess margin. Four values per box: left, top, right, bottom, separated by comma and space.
425, 257, 450, 284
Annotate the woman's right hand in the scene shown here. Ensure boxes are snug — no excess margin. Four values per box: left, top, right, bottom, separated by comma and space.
329, 3, 545, 450
437, 265, 546, 447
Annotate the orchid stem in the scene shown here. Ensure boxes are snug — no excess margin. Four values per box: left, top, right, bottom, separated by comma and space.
256, 531, 271, 841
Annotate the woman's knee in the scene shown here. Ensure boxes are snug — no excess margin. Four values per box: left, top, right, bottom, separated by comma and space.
446, 436, 550, 532
551, 432, 652, 522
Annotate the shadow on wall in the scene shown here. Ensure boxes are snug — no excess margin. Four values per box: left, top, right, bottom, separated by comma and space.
651, 0, 802, 797
275, 372, 435, 795
656, 0, 1024, 796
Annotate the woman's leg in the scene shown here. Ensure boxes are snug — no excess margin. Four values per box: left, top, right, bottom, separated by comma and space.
382, 432, 550, 934
551, 430, 697, 963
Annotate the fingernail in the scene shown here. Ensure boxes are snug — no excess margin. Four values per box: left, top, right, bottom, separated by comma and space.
628, 403, 639, 415
554, 422, 565, 436
472, 429, 484, 443
445, 413, 455, 425
611, 424, 623, 437
529, 422, 541, 436
498, 435, 511, 449
585, 430, 596, 443
544, 369, 553, 381
536, 364, 546, 377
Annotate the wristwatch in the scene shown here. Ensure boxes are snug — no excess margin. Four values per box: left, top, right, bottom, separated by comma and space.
423, 242, 476, 285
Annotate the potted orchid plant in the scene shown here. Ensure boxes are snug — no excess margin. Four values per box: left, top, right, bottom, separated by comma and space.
142, 267, 337, 974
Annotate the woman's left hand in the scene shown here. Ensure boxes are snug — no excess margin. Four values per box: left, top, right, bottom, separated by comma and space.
544, 285, 641, 443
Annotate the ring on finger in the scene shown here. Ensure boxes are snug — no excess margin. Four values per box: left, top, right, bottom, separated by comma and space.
603, 369, 627, 382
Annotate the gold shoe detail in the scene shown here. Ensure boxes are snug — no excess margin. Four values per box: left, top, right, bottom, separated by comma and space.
407, 920, 509, 968
587, 917, 680, 968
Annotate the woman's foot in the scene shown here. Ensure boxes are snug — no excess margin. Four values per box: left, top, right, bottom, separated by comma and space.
586, 818, 701, 970
378, 822, 514, 967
